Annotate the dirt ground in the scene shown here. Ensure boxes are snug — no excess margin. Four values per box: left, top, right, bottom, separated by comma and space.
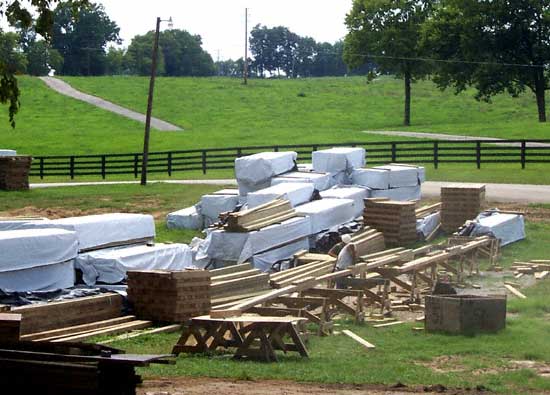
138, 377, 489, 395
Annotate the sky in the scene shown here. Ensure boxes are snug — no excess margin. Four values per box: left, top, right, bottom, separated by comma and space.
97, 0, 354, 60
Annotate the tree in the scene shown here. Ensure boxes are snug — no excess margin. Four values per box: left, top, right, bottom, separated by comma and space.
1, 0, 88, 126
344, 0, 433, 126
126, 29, 214, 77
52, 2, 120, 76
18, 26, 63, 76
105, 46, 126, 75
424, 0, 550, 123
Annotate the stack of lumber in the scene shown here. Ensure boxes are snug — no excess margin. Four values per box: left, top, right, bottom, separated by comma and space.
0, 313, 21, 342
416, 203, 441, 219
10, 293, 124, 336
269, 257, 336, 288
210, 264, 270, 298
363, 199, 417, 246
128, 270, 211, 323
441, 184, 486, 232
0, 155, 32, 191
220, 199, 304, 232
511, 260, 550, 280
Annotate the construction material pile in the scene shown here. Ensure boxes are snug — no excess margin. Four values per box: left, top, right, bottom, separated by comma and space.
458, 209, 525, 246
352, 163, 425, 200
441, 184, 486, 232
128, 270, 211, 323
511, 260, 549, 280
0, 155, 32, 191
364, 199, 417, 246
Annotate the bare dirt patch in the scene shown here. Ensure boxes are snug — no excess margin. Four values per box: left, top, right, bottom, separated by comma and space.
0, 206, 110, 219
138, 377, 488, 395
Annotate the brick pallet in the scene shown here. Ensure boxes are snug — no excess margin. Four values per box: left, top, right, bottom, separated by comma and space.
127, 270, 211, 323
441, 184, 486, 233
0, 156, 32, 191
363, 199, 417, 246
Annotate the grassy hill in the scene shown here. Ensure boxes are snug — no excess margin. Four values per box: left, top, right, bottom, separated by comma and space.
1, 75, 549, 184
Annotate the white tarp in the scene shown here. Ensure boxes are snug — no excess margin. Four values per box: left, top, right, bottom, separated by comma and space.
320, 187, 369, 218
312, 147, 366, 173
0, 150, 16, 157
352, 168, 391, 189
200, 194, 239, 223
369, 185, 422, 201
295, 198, 356, 234
0, 228, 78, 272
212, 189, 239, 196
166, 206, 203, 230
0, 261, 75, 292
271, 171, 332, 191
75, 243, 194, 286
22, 213, 156, 251
471, 212, 526, 246
237, 179, 271, 197
198, 216, 312, 264
235, 151, 297, 185
0, 218, 50, 232
247, 183, 314, 208
417, 212, 441, 239
251, 238, 310, 272
373, 164, 421, 188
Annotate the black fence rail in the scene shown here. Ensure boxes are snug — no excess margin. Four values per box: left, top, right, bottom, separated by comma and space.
30, 139, 550, 180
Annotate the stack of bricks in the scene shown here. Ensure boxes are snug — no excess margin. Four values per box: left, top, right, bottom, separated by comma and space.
441, 184, 486, 233
127, 270, 211, 323
363, 198, 417, 246
0, 156, 32, 191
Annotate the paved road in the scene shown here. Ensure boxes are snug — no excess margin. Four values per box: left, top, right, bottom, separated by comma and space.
40, 77, 183, 132
362, 130, 550, 147
30, 180, 550, 204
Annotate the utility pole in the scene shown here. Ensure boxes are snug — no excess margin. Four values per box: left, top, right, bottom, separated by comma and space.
141, 17, 172, 186
243, 8, 248, 85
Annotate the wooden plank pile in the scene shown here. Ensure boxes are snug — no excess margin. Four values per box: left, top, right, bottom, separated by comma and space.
0, 155, 32, 191
363, 198, 417, 246
329, 227, 386, 257
128, 270, 211, 323
10, 293, 124, 336
269, 256, 336, 288
0, 313, 21, 342
511, 260, 550, 280
210, 264, 270, 299
219, 199, 304, 232
441, 184, 486, 232
416, 203, 441, 219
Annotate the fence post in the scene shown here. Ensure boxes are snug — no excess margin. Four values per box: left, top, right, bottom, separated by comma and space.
274, 146, 279, 152
134, 154, 139, 178
433, 142, 439, 169
202, 150, 207, 175
70, 156, 75, 180
521, 140, 526, 169
237, 148, 242, 158
101, 155, 106, 180
391, 142, 397, 163
167, 152, 173, 177
39, 158, 44, 179
476, 141, 481, 169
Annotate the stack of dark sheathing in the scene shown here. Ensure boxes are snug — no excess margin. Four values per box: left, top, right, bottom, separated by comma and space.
0, 156, 32, 190
363, 199, 417, 246
441, 184, 486, 233
127, 270, 211, 323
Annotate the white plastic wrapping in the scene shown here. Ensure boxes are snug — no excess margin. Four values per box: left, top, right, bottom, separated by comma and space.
0, 149, 16, 156
0, 218, 50, 232
198, 216, 312, 264
320, 187, 369, 218
247, 183, 314, 208
0, 228, 78, 272
271, 171, 332, 191
75, 243, 194, 286
166, 206, 204, 230
471, 213, 526, 246
312, 147, 366, 173
417, 212, 441, 239
237, 179, 272, 197
352, 168, 391, 189
251, 238, 310, 272
295, 198, 356, 234
235, 151, 297, 184
373, 165, 420, 188
24, 213, 156, 251
369, 185, 422, 201
0, 261, 75, 292
200, 194, 240, 223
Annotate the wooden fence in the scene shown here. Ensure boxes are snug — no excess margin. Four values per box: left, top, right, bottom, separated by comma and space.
29, 139, 550, 180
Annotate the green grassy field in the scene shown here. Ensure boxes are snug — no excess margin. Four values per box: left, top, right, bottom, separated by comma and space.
1, 75, 549, 184
1, 184, 549, 394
